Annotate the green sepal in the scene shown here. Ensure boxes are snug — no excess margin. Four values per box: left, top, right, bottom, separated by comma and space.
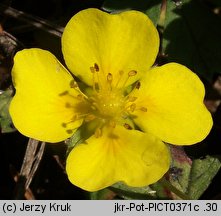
65, 120, 99, 155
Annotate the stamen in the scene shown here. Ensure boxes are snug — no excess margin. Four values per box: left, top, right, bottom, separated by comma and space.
122, 69, 138, 88
124, 123, 133, 130
66, 129, 73, 134
62, 112, 95, 131
115, 70, 124, 88
128, 70, 137, 77
90, 63, 102, 92
94, 63, 99, 72
90, 66, 96, 91
61, 123, 67, 128
140, 107, 147, 112
70, 80, 78, 88
59, 90, 85, 102
65, 102, 72, 108
69, 80, 89, 99
107, 73, 113, 82
59, 91, 69, 96
130, 103, 136, 112
135, 81, 141, 89
107, 73, 113, 90
95, 70, 101, 91
95, 128, 102, 138
77, 94, 84, 100
128, 96, 137, 102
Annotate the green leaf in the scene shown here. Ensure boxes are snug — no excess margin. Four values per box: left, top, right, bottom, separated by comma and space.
168, 147, 221, 199
110, 182, 157, 200
187, 156, 221, 199
156, 146, 192, 199
0, 89, 15, 133
145, 2, 161, 26
102, 0, 162, 25
168, 146, 192, 196
150, 180, 172, 199
90, 188, 116, 200
162, 0, 221, 81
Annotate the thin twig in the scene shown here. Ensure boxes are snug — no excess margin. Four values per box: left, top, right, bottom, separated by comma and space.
25, 142, 45, 189
19, 139, 39, 177
14, 138, 45, 199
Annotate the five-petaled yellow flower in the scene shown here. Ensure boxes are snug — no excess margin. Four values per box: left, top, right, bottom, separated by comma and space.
9, 9, 212, 191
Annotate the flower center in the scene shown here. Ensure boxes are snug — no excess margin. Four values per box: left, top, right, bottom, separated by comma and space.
87, 63, 141, 124
92, 89, 125, 119
60, 63, 147, 136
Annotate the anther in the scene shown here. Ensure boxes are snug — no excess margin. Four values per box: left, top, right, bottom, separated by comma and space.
59, 91, 69, 96
135, 81, 141, 89
124, 123, 133, 130
71, 115, 78, 121
70, 80, 78, 88
130, 103, 136, 112
107, 73, 113, 82
77, 94, 84, 100
140, 107, 147, 112
66, 129, 73, 134
61, 123, 67, 128
128, 70, 137, 77
65, 102, 72, 108
94, 63, 99, 72
128, 96, 137, 102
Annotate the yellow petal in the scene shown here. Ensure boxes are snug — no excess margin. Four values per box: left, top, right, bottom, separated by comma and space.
66, 125, 170, 191
9, 48, 87, 143
131, 63, 213, 145
62, 8, 159, 88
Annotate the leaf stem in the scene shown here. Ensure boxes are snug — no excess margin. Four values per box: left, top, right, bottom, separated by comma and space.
159, 178, 191, 200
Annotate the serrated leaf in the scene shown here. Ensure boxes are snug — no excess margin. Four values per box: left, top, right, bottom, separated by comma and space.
0, 89, 15, 133
162, 0, 221, 81
187, 156, 221, 199
168, 146, 221, 199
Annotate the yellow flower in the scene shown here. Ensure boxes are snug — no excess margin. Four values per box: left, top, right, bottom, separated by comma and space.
9, 9, 212, 191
